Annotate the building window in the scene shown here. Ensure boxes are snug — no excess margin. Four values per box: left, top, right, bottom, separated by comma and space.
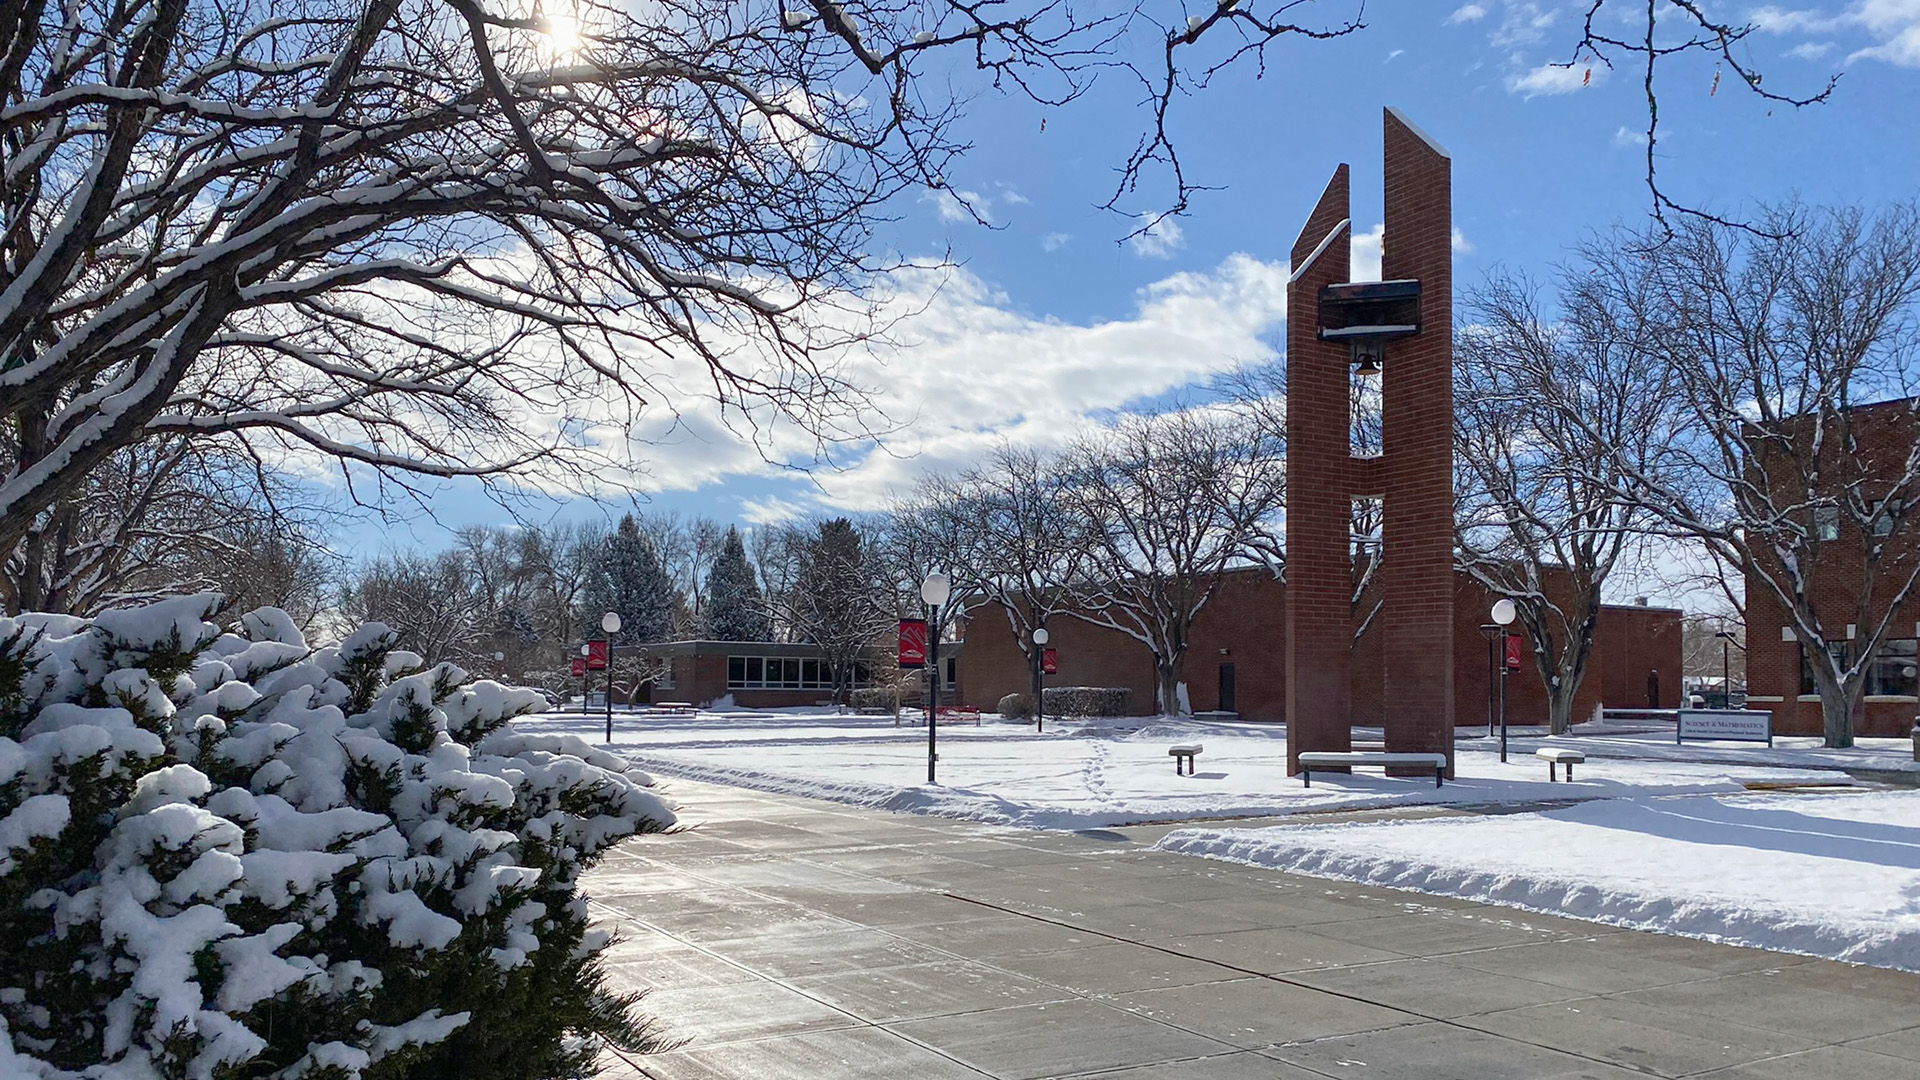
1872, 497, 1903, 537
1867, 639, 1919, 697
726, 656, 868, 690
655, 661, 676, 691
1814, 505, 1840, 542
1799, 642, 1851, 696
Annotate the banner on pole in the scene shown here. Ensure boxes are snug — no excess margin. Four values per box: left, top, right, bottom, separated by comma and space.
898, 619, 928, 668
570, 657, 587, 678
587, 640, 609, 671
1504, 632, 1524, 671
1042, 647, 1058, 675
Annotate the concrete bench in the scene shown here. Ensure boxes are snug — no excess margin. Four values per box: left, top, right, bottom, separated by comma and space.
1535, 747, 1586, 781
1297, 751, 1448, 788
1169, 743, 1202, 776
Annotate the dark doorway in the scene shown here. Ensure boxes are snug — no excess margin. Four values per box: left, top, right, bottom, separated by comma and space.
1218, 663, 1237, 713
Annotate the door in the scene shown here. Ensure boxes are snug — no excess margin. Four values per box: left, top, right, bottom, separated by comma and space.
1218, 663, 1237, 714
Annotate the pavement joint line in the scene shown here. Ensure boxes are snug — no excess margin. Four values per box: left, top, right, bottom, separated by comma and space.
598, 778, 1899, 1077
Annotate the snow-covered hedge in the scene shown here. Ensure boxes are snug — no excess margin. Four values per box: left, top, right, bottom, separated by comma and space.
0, 595, 677, 1079
1042, 686, 1132, 717
996, 693, 1034, 720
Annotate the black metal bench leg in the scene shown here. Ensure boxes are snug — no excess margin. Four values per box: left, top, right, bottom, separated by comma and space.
1435, 768, 1442, 789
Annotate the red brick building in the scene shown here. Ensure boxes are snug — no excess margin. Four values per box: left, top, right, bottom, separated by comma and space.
954, 566, 1681, 726
1742, 398, 1920, 738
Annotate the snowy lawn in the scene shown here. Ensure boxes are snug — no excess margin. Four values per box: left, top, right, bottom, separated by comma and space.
1499, 723, 1920, 774
521, 708, 1856, 830
1157, 789, 1920, 972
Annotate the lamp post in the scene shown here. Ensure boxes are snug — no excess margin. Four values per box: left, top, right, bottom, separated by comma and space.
921, 573, 951, 783
1714, 630, 1736, 708
1491, 598, 1517, 763
579, 644, 591, 712
1032, 626, 1050, 733
1477, 623, 1500, 739
601, 611, 621, 742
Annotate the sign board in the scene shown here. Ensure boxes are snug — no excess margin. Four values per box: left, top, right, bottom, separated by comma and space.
1676, 709, 1774, 746
898, 619, 928, 669
570, 657, 587, 678
1504, 632, 1524, 671
586, 640, 609, 671
1042, 647, 1058, 675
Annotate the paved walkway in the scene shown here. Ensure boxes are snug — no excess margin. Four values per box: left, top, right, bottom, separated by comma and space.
590, 779, 1920, 1079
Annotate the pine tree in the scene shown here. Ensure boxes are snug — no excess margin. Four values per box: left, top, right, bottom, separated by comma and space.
580, 515, 675, 644
703, 527, 771, 641
795, 518, 887, 701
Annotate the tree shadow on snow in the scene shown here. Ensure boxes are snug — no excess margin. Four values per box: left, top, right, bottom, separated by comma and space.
1569, 796, 1920, 870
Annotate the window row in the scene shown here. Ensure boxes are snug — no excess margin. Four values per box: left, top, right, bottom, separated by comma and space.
1798, 638, 1918, 697
727, 656, 870, 690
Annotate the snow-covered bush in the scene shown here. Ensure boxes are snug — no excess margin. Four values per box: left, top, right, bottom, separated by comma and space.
1042, 686, 1132, 717
0, 595, 676, 1079
996, 693, 1034, 720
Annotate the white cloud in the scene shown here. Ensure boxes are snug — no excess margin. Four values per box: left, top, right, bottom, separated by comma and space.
925, 188, 990, 224
1351, 223, 1384, 283
1128, 216, 1186, 259
1386, 48, 1405, 62
1612, 124, 1650, 147
1506, 61, 1605, 96
1852, 0, 1920, 66
1786, 40, 1837, 58
738, 494, 811, 525
1447, 3, 1489, 25
995, 182, 1031, 206
1491, 1, 1557, 47
1041, 232, 1072, 252
1452, 226, 1473, 254
1750, 6, 1842, 35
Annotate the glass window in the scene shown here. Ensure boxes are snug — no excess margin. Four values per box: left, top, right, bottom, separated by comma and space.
728, 657, 745, 687
801, 659, 819, 686
1867, 639, 1918, 697
1814, 505, 1840, 542
656, 661, 676, 690
745, 657, 763, 686
1800, 642, 1851, 695
780, 658, 799, 687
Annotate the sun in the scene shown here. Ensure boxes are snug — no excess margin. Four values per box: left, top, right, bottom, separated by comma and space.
543, 12, 583, 56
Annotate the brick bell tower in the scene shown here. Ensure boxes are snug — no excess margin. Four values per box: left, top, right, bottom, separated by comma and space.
1284, 108, 1455, 777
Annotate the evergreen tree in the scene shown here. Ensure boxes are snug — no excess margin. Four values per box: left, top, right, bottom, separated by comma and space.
703, 527, 771, 641
580, 515, 675, 644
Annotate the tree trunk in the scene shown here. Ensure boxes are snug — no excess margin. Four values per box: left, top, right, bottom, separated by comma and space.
1547, 680, 1579, 736
1818, 680, 1858, 749
1156, 657, 1188, 717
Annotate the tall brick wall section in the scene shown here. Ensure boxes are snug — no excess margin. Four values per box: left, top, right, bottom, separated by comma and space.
954, 567, 1681, 726
1284, 166, 1356, 773
1378, 109, 1456, 770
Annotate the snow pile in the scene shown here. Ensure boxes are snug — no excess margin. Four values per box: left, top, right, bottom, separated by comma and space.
1158, 790, 1920, 971
0, 595, 676, 1079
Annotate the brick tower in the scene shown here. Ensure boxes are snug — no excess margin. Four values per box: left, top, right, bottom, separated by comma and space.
1284, 108, 1455, 777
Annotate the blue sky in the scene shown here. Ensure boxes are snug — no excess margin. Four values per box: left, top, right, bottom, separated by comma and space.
337, 0, 1920, 557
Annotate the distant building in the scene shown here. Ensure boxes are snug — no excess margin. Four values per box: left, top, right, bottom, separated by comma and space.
1742, 397, 1920, 738
955, 567, 1680, 726
592, 640, 956, 709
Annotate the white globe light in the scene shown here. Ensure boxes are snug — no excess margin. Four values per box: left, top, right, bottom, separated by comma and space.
1490, 598, 1517, 626
580, 644, 590, 656
601, 611, 622, 634
920, 573, 952, 606
1032, 627, 1049, 645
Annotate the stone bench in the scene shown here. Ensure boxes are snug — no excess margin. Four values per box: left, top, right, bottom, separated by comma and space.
1535, 747, 1586, 782
1169, 743, 1202, 776
1296, 751, 1448, 788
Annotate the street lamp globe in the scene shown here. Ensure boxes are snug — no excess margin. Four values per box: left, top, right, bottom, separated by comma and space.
1490, 598, 1517, 626
601, 611, 621, 635
493, 651, 505, 662
580, 644, 590, 657
920, 573, 952, 607
1032, 627, 1049, 645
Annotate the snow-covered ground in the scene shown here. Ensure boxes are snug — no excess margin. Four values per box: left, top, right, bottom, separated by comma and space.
1158, 789, 1920, 972
522, 708, 1859, 831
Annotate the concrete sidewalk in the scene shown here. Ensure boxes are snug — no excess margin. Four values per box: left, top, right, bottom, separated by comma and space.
590, 779, 1920, 1079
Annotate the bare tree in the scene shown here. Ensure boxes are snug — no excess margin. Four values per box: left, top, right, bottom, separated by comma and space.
1066, 409, 1283, 715
1453, 268, 1677, 733
0, 0, 1374, 562
1546, 203, 1920, 747
339, 549, 491, 664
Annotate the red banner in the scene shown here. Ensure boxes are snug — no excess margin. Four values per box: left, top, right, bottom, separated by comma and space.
1504, 633, 1524, 671
898, 619, 928, 669
586, 640, 609, 671
570, 657, 587, 678
1042, 647, 1058, 675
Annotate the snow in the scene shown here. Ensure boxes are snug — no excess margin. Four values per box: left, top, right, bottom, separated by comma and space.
518, 708, 1857, 831
1158, 789, 1920, 972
